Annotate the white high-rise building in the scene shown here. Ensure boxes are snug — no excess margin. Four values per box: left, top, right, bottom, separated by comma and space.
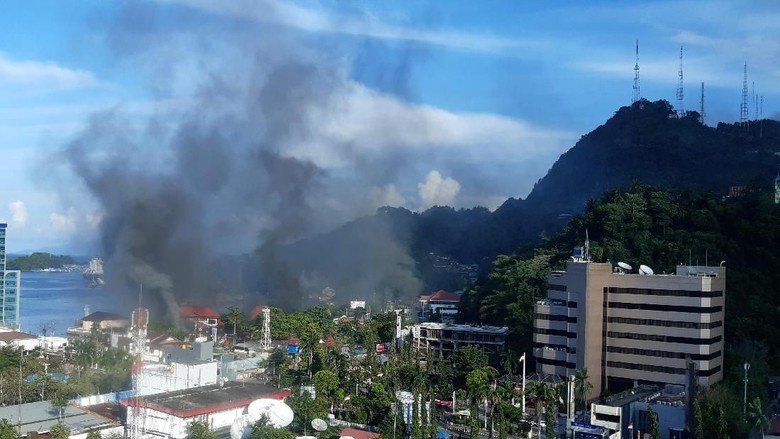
0, 224, 20, 327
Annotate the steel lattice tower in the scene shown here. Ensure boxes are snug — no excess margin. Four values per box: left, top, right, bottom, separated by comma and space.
740, 63, 749, 125
676, 46, 684, 117
700, 82, 706, 125
632, 40, 641, 104
130, 306, 149, 439
261, 307, 271, 350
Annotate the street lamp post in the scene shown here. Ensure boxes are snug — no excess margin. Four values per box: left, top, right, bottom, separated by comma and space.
743, 362, 750, 420
520, 352, 527, 415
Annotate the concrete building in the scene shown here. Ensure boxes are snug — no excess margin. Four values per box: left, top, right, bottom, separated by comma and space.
123, 381, 291, 439
418, 290, 461, 322
179, 305, 221, 338
534, 260, 725, 399
0, 223, 21, 328
137, 341, 218, 396
590, 384, 687, 439
410, 322, 508, 362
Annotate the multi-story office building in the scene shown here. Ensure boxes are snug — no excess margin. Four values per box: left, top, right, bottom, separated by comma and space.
534, 258, 725, 399
0, 224, 20, 327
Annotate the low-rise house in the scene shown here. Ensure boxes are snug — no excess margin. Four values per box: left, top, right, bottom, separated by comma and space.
67, 311, 130, 340
418, 290, 460, 322
340, 427, 381, 439
179, 305, 221, 337
0, 400, 121, 439
123, 381, 292, 439
0, 329, 37, 349
591, 384, 687, 439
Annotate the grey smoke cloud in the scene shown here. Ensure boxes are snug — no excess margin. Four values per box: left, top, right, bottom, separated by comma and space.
57, 1, 425, 319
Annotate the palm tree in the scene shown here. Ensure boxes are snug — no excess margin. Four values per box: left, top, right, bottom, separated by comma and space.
224, 306, 245, 343
574, 367, 594, 413
525, 380, 558, 439
466, 367, 498, 437
500, 350, 518, 377
747, 396, 770, 438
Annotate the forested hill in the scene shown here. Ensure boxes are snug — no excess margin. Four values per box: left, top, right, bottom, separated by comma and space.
8, 252, 76, 271
272, 100, 780, 296
524, 99, 780, 216
460, 184, 780, 438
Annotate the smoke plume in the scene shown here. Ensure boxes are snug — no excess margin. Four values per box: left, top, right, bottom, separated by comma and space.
58, 1, 425, 320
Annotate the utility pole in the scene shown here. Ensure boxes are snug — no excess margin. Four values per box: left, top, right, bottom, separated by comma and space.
520, 352, 527, 415
743, 362, 750, 421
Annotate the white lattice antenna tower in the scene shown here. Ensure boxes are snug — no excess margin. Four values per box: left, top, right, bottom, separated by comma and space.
740, 63, 749, 125
260, 307, 271, 350
700, 82, 706, 125
753, 81, 757, 121
130, 288, 149, 439
676, 46, 684, 117
632, 40, 641, 104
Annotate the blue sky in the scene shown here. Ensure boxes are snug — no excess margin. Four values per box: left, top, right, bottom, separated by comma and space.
0, 0, 778, 252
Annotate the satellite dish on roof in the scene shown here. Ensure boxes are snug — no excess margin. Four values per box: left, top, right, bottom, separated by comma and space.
639, 264, 654, 275
311, 418, 327, 432
254, 399, 294, 428
617, 262, 632, 272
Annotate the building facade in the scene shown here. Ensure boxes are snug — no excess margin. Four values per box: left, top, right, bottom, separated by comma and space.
123, 382, 291, 439
0, 224, 20, 327
418, 290, 461, 322
411, 322, 508, 362
534, 261, 725, 398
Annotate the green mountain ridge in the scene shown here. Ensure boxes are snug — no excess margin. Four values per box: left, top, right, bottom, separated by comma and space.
269, 100, 780, 300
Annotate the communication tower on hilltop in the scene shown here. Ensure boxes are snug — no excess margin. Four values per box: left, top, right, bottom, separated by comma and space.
700, 82, 706, 125
632, 40, 641, 104
676, 46, 685, 117
740, 63, 749, 127
260, 307, 271, 350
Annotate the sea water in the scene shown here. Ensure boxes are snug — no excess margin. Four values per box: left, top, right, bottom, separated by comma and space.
19, 271, 128, 336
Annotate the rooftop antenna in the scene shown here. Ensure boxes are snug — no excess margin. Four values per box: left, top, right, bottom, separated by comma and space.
584, 229, 590, 262
677, 46, 684, 117
740, 63, 749, 130
632, 40, 641, 105
700, 82, 706, 125
760, 95, 764, 138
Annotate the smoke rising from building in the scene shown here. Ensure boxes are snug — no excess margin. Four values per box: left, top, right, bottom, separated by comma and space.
58, 2, 425, 320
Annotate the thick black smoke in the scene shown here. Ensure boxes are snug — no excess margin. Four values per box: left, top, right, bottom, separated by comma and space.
58, 2, 423, 321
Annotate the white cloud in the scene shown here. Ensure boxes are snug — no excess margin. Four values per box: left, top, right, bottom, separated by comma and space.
418, 170, 460, 209
286, 80, 574, 169
8, 200, 27, 227
0, 52, 98, 89
370, 184, 406, 208
168, 0, 542, 55
49, 211, 78, 233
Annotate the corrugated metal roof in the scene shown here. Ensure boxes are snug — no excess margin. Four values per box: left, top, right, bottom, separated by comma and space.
0, 401, 115, 435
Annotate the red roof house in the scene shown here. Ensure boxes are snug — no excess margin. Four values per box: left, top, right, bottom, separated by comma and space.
178, 306, 221, 336
340, 427, 381, 439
